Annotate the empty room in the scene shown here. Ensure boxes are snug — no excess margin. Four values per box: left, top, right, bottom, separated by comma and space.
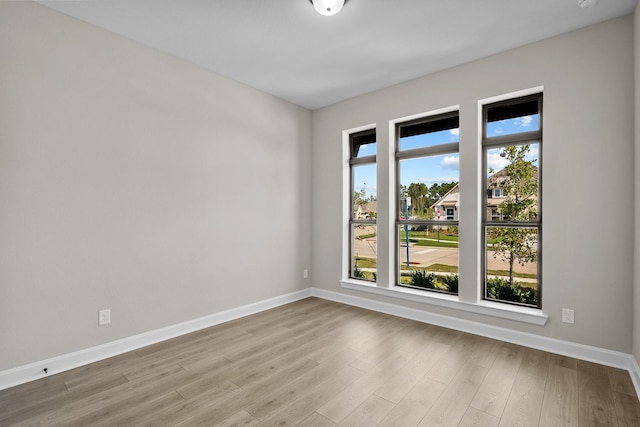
2, 0, 640, 425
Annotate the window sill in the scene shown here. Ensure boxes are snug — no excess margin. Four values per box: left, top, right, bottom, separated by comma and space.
339, 279, 548, 326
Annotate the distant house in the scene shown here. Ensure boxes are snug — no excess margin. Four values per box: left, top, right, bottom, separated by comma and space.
355, 201, 377, 219
485, 169, 510, 221
430, 185, 459, 221
485, 167, 538, 220
430, 168, 538, 221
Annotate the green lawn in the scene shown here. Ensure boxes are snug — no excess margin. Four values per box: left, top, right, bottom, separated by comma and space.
354, 258, 536, 280
413, 239, 458, 248
487, 269, 537, 279
357, 232, 377, 240
353, 257, 377, 269
400, 230, 459, 242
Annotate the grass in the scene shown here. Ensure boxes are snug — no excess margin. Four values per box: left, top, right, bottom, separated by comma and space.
417, 231, 459, 242
507, 280, 537, 290
356, 258, 536, 280
353, 257, 377, 269
413, 239, 458, 248
422, 263, 458, 273
399, 263, 458, 272
357, 233, 377, 240
400, 230, 459, 242
487, 269, 537, 279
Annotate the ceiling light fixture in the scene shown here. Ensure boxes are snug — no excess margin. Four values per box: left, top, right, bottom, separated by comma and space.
309, 0, 346, 16
578, 0, 598, 8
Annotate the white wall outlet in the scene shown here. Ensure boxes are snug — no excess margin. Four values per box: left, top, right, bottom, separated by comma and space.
98, 309, 111, 326
562, 308, 574, 324
303, 269, 309, 279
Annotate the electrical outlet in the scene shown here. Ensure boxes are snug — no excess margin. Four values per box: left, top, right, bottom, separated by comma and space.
303, 269, 309, 279
562, 308, 574, 324
98, 309, 111, 326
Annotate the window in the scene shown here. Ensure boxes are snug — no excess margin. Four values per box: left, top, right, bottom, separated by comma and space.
341, 90, 547, 325
491, 208, 503, 221
482, 93, 542, 308
349, 129, 377, 281
396, 112, 459, 295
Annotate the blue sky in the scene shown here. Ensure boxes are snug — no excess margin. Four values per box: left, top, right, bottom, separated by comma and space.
353, 114, 539, 199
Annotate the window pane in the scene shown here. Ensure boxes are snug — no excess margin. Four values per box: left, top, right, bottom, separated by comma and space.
399, 128, 459, 150
485, 226, 538, 306
487, 113, 539, 138
351, 129, 376, 158
351, 224, 376, 281
485, 144, 538, 222
399, 154, 459, 220
352, 141, 376, 158
399, 114, 458, 150
398, 225, 458, 295
352, 163, 376, 219
486, 98, 539, 138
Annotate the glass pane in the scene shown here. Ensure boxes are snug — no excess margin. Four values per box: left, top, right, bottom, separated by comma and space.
352, 163, 376, 219
487, 113, 539, 138
352, 141, 376, 158
485, 144, 538, 222
399, 128, 459, 151
398, 154, 459, 220
351, 224, 377, 282
398, 225, 458, 295
485, 226, 538, 306
351, 129, 376, 158
399, 114, 458, 151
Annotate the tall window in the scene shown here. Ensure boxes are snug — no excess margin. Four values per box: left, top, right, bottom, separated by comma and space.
396, 112, 459, 295
349, 129, 377, 281
482, 94, 542, 307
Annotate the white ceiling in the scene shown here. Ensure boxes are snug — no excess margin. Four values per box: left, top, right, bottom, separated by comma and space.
37, 0, 637, 110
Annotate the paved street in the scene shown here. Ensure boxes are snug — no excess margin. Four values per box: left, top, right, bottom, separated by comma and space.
352, 226, 537, 282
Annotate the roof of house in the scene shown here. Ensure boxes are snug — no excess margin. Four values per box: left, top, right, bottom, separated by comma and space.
430, 185, 459, 209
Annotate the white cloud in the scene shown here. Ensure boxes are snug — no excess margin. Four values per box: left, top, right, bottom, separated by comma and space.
487, 151, 509, 172
440, 155, 460, 170
449, 128, 459, 140
419, 176, 459, 185
518, 115, 533, 127
526, 144, 539, 158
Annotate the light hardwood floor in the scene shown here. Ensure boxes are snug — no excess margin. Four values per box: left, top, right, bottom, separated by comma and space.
2, 297, 639, 426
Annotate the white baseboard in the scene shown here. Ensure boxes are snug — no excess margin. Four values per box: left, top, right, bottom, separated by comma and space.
3, 286, 639, 400
630, 356, 640, 399
311, 287, 640, 397
0, 288, 312, 391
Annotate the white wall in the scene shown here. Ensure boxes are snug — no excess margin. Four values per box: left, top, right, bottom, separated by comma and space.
312, 16, 635, 353
0, 2, 311, 371
634, 4, 640, 362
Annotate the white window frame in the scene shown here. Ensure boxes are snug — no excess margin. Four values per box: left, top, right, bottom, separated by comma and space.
395, 109, 460, 293
340, 88, 547, 326
348, 128, 377, 282
481, 92, 543, 309
342, 124, 377, 283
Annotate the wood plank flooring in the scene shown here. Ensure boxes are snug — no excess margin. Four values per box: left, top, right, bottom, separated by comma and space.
1, 297, 639, 426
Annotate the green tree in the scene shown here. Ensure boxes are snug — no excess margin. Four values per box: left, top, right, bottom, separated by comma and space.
399, 184, 408, 199
407, 183, 427, 216
425, 181, 457, 208
488, 145, 538, 286
353, 188, 367, 207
